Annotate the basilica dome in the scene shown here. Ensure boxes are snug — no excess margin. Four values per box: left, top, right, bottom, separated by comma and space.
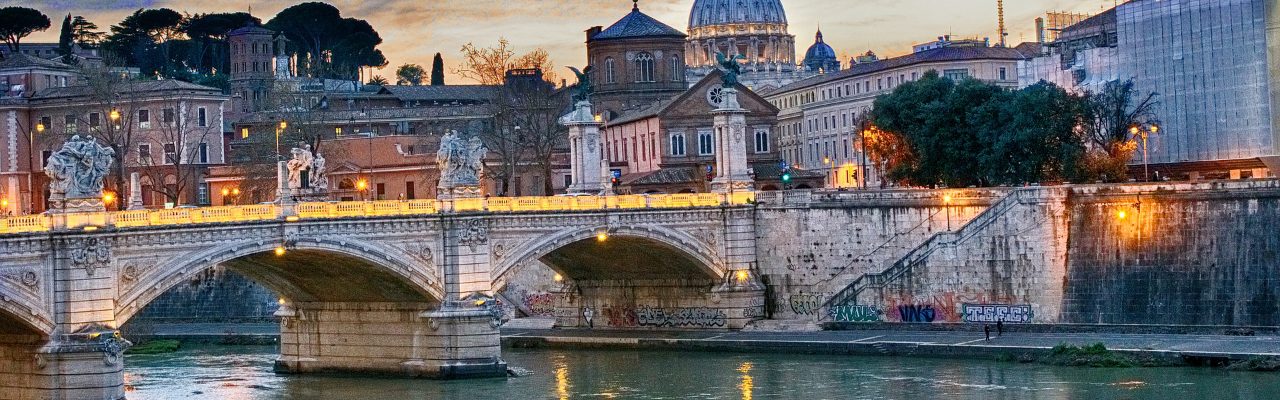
802, 30, 840, 72
688, 0, 788, 30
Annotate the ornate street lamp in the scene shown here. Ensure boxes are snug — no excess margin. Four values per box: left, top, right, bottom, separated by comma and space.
1129, 123, 1159, 182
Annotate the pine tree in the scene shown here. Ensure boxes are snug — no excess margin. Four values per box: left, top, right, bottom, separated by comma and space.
430, 52, 445, 86
57, 14, 74, 64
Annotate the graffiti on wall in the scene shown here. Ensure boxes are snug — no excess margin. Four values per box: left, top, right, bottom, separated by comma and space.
522, 293, 556, 317
789, 294, 823, 316
636, 306, 727, 328
602, 304, 638, 327
743, 297, 765, 319
828, 304, 881, 322
962, 304, 1033, 323
883, 292, 1021, 323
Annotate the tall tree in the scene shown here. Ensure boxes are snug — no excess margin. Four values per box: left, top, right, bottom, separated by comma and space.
430, 53, 445, 85
58, 14, 74, 64
182, 12, 260, 76
395, 63, 425, 86
101, 8, 185, 77
1078, 79, 1160, 182
70, 16, 104, 48
455, 38, 557, 85
266, 2, 386, 80
0, 7, 51, 52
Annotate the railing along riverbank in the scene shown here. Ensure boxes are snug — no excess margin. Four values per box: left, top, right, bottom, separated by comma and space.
0, 192, 755, 235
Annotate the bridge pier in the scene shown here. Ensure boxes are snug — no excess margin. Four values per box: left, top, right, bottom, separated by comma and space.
0, 331, 129, 400
275, 301, 505, 379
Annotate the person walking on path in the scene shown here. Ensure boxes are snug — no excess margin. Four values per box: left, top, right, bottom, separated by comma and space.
984, 325, 991, 342
997, 318, 1004, 336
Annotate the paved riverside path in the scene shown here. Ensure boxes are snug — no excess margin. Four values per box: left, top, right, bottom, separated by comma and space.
501, 328, 1280, 360
142, 323, 1280, 359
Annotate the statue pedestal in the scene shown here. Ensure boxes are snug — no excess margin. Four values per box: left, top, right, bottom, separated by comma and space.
48, 197, 109, 230
710, 88, 754, 196
562, 101, 605, 194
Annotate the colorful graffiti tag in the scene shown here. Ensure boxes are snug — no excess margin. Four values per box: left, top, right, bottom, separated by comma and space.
883, 292, 1022, 323
522, 293, 556, 317
962, 304, 1033, 323
602, 304, 638, 327
827, 305, 881, 322
636, 306, 727, 328
789, 294, 823, 316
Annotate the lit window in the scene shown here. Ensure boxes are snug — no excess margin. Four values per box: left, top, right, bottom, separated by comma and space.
240, 128, 249, 139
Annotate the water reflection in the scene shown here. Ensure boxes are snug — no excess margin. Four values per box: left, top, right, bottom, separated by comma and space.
124, 345, 1280, 400
737, 362, 753, 400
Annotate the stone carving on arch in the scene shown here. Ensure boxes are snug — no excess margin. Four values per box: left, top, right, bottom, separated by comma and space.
0, 277, 55, 335
490, 224, 726, 290
113, 236, 446, 326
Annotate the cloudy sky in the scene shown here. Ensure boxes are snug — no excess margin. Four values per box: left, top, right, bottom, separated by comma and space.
25, 0, 1118, 83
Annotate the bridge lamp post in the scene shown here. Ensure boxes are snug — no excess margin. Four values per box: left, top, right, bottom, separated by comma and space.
276, 120, 288, 161
595, 230, 608, 242
942, 194, 953, 231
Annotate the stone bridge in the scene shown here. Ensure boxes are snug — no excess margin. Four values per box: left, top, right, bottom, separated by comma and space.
0, 193, 763, 399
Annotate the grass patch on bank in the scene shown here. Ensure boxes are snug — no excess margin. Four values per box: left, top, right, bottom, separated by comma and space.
126, 339, 181, 354
1041, 343, 1135, 368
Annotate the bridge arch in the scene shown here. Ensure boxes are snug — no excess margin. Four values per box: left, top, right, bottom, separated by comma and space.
115, 235, 444, 326
492, 224, 725, 291
0, 296, 54, 337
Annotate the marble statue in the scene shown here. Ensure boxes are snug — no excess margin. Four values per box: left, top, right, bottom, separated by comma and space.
437, 130, 487, 187
310, 152, 328, 190
44, 135, 115, 200
286, 146, 313, 189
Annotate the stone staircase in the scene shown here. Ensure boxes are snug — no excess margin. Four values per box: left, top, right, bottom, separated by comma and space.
819, 189, 1037, 312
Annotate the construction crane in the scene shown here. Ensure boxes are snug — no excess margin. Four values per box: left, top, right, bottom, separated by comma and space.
997, 0, 1008, 47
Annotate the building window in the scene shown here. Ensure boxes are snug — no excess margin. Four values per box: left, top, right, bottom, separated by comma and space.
163, 143, 177, 164
163, 108, 175, 125
943, 68, 969, 81
698, 131, 713, 155
669, 133, 686, 156
670, 54, 682, 82
196, 107, 207, 127
138, 144, 152, 165
634, 52, 655, 83
376, 182, 386, 200
41, 150, 51, 168
605, 57, 615, 84
406, 181, 416, 199
40, 116, 51, 132
335, 127, 343, 136
240, 128, 249, 139
64, 114, 76, 134
912, 72, 918, 80
197, 183, 210, 206
89, 112, 100, 129
999, 67, 1008, 81
754, 129, 769, 153
138, 109, 150, 129
197, 143, 209, 164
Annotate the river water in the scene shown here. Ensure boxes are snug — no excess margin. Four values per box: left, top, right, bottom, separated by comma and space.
124, 345, 1280, 399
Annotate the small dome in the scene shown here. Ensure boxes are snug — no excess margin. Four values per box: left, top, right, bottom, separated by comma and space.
803, 30, 840, 72
689, 0, 788, 30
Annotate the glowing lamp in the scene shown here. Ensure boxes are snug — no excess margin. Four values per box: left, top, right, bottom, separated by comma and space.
109, 110, 120, 121
221, 188, 230, 196
277, 298, 286, 305
274, 246, 286, 256
35, 122, 45, 133
102, 192, 116, 204
232, 188, 240, 196
285, 216, 300, 222
279, 120, 288, 130
942, 194, 952, 204
553, 273, 563, 282
596, 231, 608, 242
356, 180, 369, 191
1116, 210, 1127, 220
735, 270, 749, 283
474, 299, 487, 306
